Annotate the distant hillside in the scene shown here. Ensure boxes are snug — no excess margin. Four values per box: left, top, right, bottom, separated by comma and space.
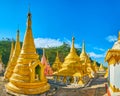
37, 42, 81, 66
0, 40, 101, 67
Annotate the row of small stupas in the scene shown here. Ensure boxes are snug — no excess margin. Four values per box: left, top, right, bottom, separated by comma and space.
52, 37, 106, 86
3, 10, 107, 95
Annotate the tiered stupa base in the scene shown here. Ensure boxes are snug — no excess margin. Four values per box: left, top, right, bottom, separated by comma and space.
6, 82, 50, 95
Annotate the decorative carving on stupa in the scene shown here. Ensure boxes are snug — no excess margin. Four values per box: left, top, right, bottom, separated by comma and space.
4, 29, 21, 80
41, 48, 53, 76
52, 51, 62, 72
5, 11, 50, 95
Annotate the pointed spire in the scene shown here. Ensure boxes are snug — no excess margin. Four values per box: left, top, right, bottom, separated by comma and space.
82, 41, 85, 53
55, 51, 60, 61
118, 31, 120, 41
9, 41, 14, 61
70, 36, 76, 53
13, 29, 20, 56
21, 10, 36, 54
27, 8, 31, 28
41, 48, 47, 65
43, 48, 45, 56
52, 51, 62, 72
4, 29, 21, 80
16, 29, 20, 42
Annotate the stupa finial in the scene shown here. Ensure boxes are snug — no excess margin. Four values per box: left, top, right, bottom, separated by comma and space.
27, 5, 31, 28
43, 48, 45, 56
16, 28, 20, 42
70, 36, 75, 53
118, 31, 120, 41
9, 41, 14, 61
82, 40, 85, 53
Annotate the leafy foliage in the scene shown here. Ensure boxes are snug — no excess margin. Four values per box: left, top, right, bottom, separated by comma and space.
0, 40, 101, 68
36, 42, 81, 66
0, 41, 11, 67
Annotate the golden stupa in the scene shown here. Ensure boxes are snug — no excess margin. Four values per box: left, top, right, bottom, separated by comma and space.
52, 51, 62, 72
55, 37, 84, 85
92, 61, 99, 73
104, 68, 108, 78
4, 29, 21, 80
80, 41, 94, 78
41, 48, 53, 76
5, 11, 50, 95
57, 37, 82, 76
99, 64, 105, 72
85, 55, 95, 78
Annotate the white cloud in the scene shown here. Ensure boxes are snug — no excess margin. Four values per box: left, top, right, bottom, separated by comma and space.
34, 37, 80, 48
93, 47, 105, 51
34, 38, 63, 48
88, 52, 105, 58
106, 35, 117, 42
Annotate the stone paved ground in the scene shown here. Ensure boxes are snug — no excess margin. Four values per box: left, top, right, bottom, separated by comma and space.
54, 77, 107, 96
0, 76, 107, 96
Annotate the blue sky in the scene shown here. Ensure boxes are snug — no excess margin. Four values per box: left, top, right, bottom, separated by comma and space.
0, 0, 120, 66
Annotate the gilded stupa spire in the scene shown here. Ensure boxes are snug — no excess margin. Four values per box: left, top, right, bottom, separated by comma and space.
118, 31, 120, 41
21, 11, 36, 54
65, 37, 80, 59
55, 51, 60, 61
82, 41, 85, 53
70, 37, 76, 53
14, 29, 20, 56
52, 51, 62, 72
9, 41, 14, 61
43, 48, 45, 56
41, 48, 47, 65
80, 41, 88, 61
99, 63, 105, 72
4, 29, 21, 80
